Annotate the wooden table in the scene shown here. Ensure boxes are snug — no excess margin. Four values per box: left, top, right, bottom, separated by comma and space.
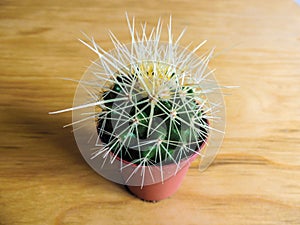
1, 0, 299, 224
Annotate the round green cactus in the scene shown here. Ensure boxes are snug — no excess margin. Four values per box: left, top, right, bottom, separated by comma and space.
97, 65, 208, 166
50, 15, 227, 186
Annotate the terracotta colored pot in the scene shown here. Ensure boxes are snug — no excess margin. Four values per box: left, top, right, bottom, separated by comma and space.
126, 152, 199, 202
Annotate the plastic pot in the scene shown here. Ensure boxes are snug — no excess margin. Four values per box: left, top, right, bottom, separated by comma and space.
126, 152, 199, 202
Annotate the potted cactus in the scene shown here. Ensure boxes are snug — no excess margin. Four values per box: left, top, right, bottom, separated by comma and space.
50, 15, 226, 201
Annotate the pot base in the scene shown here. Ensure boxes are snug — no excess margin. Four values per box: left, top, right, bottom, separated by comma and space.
125, 186, 158, 203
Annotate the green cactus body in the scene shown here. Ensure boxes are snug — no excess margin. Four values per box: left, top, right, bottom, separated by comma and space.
97, 63, 208, 166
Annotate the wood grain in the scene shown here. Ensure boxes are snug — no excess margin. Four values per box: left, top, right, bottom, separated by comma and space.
1, 0, 300, 224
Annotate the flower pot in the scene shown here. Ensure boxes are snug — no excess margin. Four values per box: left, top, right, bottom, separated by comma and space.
126, 152, 199, 202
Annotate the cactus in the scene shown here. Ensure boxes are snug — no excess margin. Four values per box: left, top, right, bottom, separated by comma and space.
50, 14, 226, 186
96, 62, 209, 166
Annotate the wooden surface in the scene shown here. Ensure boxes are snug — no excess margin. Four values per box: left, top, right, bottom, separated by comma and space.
1, 0, 300, 224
